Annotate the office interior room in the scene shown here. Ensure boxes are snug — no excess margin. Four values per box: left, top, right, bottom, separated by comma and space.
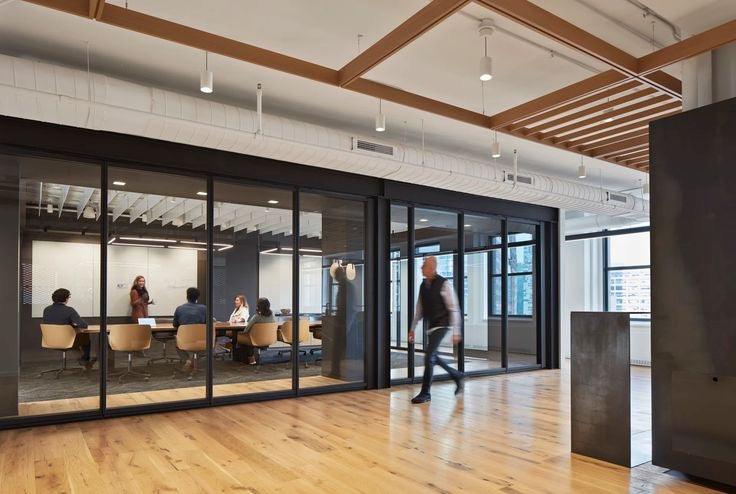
2, 0, 736, 492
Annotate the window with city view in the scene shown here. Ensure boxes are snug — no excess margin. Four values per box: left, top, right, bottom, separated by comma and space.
605, 231, 651, 318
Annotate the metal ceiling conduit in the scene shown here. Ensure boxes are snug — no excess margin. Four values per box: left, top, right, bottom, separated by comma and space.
0, 54, 648, 219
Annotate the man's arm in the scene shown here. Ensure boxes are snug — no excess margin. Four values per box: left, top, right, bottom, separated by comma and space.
409, 296, 423, 332
69, 307, 88, 329
172, 307, 180, 328
441, 281, 461, 338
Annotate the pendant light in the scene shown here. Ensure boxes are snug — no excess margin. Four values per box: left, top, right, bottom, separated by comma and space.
491, 130, 501, 158
478, 20, 494, 82
375, 99, 386, 132
577, 155, 587, 179
200, 51, 213, 94
642, 175, 650, 198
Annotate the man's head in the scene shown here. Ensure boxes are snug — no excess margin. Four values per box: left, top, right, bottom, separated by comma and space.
52, 288, 71, 304
186, 287, 200, 303
421, 256, 438, 280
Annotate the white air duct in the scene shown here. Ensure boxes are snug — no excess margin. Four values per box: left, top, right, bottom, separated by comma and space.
0, 54, 648, 219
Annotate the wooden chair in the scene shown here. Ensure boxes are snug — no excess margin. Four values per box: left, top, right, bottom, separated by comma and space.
278, 319, 310, 367
238, 322, 278, 367
174, 324, 207, 380
108, 324, 152, 383
38, 324, 84, 378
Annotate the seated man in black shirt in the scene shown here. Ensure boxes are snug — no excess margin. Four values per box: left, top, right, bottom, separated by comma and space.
42, 288, 96, 369
172, 287, 207, 372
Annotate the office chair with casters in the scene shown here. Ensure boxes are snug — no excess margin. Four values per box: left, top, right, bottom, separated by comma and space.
238, 322, 278, 369
108, 324, 152, 383
147, 331, 179, 366
278, 319, 310, 368
173, 324, 207, 381
38, 324, 86, 378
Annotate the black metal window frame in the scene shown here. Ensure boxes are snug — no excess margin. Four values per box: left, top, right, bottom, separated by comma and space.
388, 205, 547, 386
602, 235, 651, 322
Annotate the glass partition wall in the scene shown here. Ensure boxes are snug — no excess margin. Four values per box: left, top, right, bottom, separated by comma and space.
389, 205, 543, 384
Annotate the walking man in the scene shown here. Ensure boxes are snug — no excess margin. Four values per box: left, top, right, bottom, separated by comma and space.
409, 256, 464, 404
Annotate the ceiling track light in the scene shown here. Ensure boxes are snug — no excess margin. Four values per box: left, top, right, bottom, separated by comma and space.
577, 156, 587, 179
200, 51, 213, 94
491, 130, 501, 158
643, 175, 650, 198
375, 98, 386, 132
478, 19, 494, 82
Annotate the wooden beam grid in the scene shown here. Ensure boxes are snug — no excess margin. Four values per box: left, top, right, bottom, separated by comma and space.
23, 0, 734, 171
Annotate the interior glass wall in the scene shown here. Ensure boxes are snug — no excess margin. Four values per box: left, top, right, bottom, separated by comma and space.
0, 155, 102, 418
299, 193, 366, 388
463, 214, 504, 373
507, 222, 539, 368
212, 181, 294, 397
413, 208, 459, 379
105, 167, 208, 407
389, 205, 409, 380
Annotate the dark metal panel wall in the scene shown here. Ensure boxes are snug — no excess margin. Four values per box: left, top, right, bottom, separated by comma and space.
650, 97, 736, 487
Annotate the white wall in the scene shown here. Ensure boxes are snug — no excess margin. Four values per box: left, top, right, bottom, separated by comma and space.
31, 240, 197, 317
258, 253, 323, 314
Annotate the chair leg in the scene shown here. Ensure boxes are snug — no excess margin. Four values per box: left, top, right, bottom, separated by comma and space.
38, 351, 82, 378
109, 353, 151, 383
148, 340, 179, 365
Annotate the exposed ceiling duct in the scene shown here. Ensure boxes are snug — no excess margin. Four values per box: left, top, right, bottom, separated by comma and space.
0, 54, 649, 220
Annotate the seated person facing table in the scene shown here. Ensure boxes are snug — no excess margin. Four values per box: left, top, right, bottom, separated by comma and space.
215, 294, 250, 355
242, 297, 276, 365
173, 287, 207, 372
42, 288, 97, 369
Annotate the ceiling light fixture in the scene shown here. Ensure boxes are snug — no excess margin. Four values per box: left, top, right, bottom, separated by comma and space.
464, 224, 471, 228
478, 19, 494, 82
82, 205, 96, 219
112, 180, 126, 186
419, 218, 428, 223
196, 191, 207, 196
491, 130, 501, 158
375, 99, 386, 132
602, 107, 615, 123
119, 236, 177, 243
577, 156, 587, 179
643, 176, 650, 198
267, 199, 279, 204
46, 203, 53, 214
200, 51, 213, 94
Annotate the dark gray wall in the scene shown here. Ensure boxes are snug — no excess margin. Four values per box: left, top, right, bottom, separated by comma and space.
0, 156, 19, 417
213, 235, 258, 321
650, 96, 736, 486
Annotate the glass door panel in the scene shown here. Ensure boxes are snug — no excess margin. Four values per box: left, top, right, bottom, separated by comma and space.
105, 167, 208, 407
212, 181, 293, 397
0, 154, 102, 418
389, 205, 409, 380
463, 214, 504, 373
507, 222, 539, 368
298, 192, 366, 389
413, 208, 458, 379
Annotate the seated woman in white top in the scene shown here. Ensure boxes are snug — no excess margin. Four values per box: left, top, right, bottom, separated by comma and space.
216, 294, 250, 354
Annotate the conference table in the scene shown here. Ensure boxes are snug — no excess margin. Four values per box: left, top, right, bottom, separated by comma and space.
83, 320, 322, 368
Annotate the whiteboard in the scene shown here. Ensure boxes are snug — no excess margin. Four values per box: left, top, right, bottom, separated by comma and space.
32, 240, 198, 318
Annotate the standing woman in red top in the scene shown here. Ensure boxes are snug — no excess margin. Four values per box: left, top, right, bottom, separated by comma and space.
130, 275, 153, 321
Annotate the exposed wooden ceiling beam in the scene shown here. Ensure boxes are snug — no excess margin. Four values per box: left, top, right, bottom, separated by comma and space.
473, 0, 637, 72
555, 103, 680, 144
564, 109, 679, 149
619, 152, 649, 164
638, 19, 736, 75
629, 159, 650, 169
338, 0, 469, 87
536, 95, 672, 140
88, 0, 103, 19
524, 87, 657, 134
577, 128, 649, 153
473, 0, 681, 99
489, 70, 626, 129
506, 80, 641, 131
591, 135, 648, 158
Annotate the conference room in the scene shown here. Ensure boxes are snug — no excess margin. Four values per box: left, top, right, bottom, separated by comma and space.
1, 153, 366, 417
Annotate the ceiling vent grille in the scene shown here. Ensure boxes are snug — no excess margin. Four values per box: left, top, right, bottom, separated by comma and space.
504, 172, 534, 185
352, 137, 394, 157
607, 192, 628, 204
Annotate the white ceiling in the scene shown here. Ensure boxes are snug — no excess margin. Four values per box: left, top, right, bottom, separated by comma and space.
0, 0, 734, 194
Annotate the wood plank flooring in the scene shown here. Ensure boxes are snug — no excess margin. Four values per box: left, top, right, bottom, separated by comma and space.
0, 368, 725, 493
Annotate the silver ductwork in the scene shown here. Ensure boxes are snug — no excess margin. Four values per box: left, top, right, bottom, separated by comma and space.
0, 54, 649, 219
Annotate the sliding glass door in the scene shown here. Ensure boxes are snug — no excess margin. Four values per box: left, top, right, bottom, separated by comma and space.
105, 167, 208, 407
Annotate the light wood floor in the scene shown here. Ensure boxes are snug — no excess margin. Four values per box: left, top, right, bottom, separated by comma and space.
0, 369, 723, 493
